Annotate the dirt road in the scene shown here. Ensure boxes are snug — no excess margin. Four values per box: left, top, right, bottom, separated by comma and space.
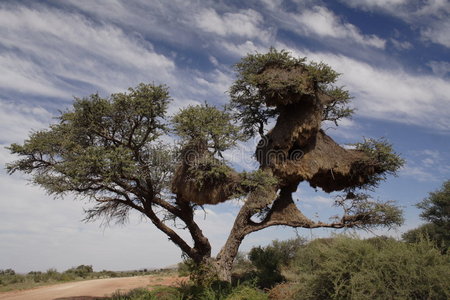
0, 275, 187, 300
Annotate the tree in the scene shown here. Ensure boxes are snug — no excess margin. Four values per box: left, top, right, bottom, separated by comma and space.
403, 180, 450, 252
7, 49, 404, 283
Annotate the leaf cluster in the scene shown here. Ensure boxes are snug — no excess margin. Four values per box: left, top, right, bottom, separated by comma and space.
417, 179, 450, 226
334, 192, 404, 229
7, 83, 175, 223
290, 236, 450, 299
239, 169, 278, 193
172, 103, 243, 154
229, 48, 353, 138
403, 180, 450, 252
186, 156, 233, 190
352, 138, 405, 188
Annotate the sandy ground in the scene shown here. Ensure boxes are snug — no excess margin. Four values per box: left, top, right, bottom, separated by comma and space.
0, 275, 187, 300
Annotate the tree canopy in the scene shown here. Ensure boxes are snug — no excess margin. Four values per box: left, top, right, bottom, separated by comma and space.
403, 180, 450, 252
7, 49, 405, 283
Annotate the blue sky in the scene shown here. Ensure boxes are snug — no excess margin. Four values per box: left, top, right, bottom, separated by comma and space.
0, 0, 449, 273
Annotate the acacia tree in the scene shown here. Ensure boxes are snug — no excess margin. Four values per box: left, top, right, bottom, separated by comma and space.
7, 49, 404, 283
403, 180, 450, 253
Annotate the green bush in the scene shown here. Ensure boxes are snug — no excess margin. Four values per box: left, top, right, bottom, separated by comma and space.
225, 285, 268, 300
64, 264, 94, 278
110, 287, 158, 300
403, 180, 450, 253
108, 284, 266, 300
290, 236, 450, 299
248, 246, 284, 289
177, 260, 191, 277
246, 237, 306, 289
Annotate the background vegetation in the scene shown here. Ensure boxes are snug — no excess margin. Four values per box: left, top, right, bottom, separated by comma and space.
3, 181, 448, 298
3, 233, 449, 299
109, 234, 449, 300
0, 265, 174, 292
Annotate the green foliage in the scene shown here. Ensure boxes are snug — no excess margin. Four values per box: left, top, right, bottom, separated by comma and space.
225, 285, 268, 300
110, 287, 160, 300
290, 236, 450, 300
417, 180, 450, 226
304, 61, 340, 85
267, 237, 308, 266
233, 48, 306, 78
321, 86, 353, 126
0, 269, 15, 276
64, 264, 93, 278
186, 157, 233, 190
334, 192, 404, 229
353, 137, 405, 188
402, 223, 441, 243
7, 83, 176, 224
109, 283, 266, 300
172, 103, 243, 154
244, 237, 307, 289
0, 266, 166, 292
177, 261, 191, 277
231, 252, 254, 278
229, 48, 303, 138
230, 48, 352, 138
248, 246, 285, 289
403, 180, 450, 253
177, 280, 233, 300
239, 170, 278, 193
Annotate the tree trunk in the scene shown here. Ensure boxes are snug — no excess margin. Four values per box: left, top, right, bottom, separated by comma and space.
213, 200, 259, 282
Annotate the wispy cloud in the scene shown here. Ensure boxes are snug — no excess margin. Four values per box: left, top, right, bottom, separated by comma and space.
283, 47, 450, 131
341, 0, 450, 49
290, 6, 386, 49
0, 101, 52, 144
0, 4, 176, 99
427, 60, 450, 77
194, 8, 269, 40
401, 149, 450, 182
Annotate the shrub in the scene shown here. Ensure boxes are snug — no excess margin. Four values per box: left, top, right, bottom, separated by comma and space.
248, 246, 284, 289
290, 236, 450, 299
403, 180, 450, 253
0, 269, 15, 276
109, 284, 266, 300
110, 288, 158, 300
177, 260, 191, 277
226, 285, 268, 300
247, 237, 306, 289
64, 264, 94, 278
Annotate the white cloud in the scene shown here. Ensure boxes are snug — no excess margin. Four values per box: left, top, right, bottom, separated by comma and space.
400, 149, 450, 182
401, 165, 437, 182
0, 5, 176, 97
427, 60, 450, 77
285, 48, 450, 131
390, 38, 413, 50
193, 69, 233, 99
194, 8, 266, 39
0, 54, 68, 98
260, 0, 284, 10
220, 40, 269, 58
289, 6, 386, 48
341, 0, 450, 49
341, 0, 407, 11
421, 19, 450, 48
0, 101, 53, 144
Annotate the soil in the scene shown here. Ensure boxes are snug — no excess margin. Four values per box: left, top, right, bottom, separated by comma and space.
0, 275, 188, 300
